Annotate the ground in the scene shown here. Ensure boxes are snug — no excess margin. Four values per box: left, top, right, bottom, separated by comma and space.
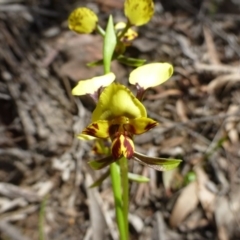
1, 0, 240, 239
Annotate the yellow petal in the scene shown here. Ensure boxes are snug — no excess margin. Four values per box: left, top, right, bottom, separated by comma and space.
92, 83, 147, 121
77, 134, 96, 141
111, 135, 134, 159
127, 117, 158, 134
115, 22, 127, 30
68, 7, 98, 34
129, 63, 173, 89
72, 72, 115, 96
124, 0, 154, 26
82, 120, 110, 138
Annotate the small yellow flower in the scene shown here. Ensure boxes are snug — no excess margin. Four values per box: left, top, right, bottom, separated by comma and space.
68, 7, 98, 34
124, 0, 154, 26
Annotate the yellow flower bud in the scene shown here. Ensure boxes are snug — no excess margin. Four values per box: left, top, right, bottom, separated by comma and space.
115, 22, 138, 44
68, 7, 98, 34
124, 0, 154, 26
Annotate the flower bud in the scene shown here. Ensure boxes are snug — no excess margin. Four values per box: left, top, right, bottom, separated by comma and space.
124, 0, 154, 26
68, 7, 98, 34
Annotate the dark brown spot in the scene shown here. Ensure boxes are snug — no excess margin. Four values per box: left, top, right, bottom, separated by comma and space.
111, 138, 121, 159
92, 123, 99, 130
109, 124, 120, 137
83, 128, 96, 136
145, 122, 158, 131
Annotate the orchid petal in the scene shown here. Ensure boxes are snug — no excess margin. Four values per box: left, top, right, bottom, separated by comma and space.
82, 120, 110, 138
133, 152, 181, 171
92, 83, 146, 121
72, 72, 115, 96
129, 63, 173, 89
77, 134, 96, 141
127, 117, 158, 134
111, 135, 134, 159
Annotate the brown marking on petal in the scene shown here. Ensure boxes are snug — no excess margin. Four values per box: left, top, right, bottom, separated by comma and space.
123, 137, 134, 159
145, 121, 158, 131
111, 135, 134, 160
111, 137, 121, 159
83, 128, 97, 136
123, 124, 135, 135
109, 124, 120, 137
92, 123, 99, 130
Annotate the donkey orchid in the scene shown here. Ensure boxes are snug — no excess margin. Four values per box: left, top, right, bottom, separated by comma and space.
72, 63, 181, 171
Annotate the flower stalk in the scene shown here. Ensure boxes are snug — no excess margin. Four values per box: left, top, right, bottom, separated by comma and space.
119, 157, 129, 238
110, 163, 127, 240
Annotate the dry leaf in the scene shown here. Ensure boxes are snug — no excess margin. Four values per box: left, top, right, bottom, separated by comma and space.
195, 166, 215, 220
176, 99, 189, 122
207, 74, 240, 94
85, 174, 106, 240
225, 105, 240, 143
170, 181, 199, 228
203, 26, 220, 64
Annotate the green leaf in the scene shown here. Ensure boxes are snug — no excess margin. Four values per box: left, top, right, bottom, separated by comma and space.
88, 155, 115, 170
89, 169, 110, 188
103, 15, 117, 73
87, 59, 104, 67
133, 152, 182, 171
117, 55, 146, 67
128, 172, 149, 183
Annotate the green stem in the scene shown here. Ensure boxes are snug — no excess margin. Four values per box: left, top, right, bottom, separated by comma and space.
119, 157, 129, 238
96, 24, 105, 37
39, 195, 47, 240
110, 163, 127, 240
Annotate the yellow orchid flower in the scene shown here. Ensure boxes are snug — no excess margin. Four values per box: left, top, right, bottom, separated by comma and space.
68, 7, 98, 34
72, 65, 180, 171
82, 83, 157, 159
78, 83, 180, 171
124, 0, 154, 26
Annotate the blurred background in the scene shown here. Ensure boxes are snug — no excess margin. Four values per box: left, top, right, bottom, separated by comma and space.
1, 0, 240, 239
